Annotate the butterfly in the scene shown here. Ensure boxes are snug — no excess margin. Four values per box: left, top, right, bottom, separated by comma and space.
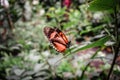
44, 27, 70, 53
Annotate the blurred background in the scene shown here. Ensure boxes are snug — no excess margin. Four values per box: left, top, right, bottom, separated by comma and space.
0, 0, 120, 80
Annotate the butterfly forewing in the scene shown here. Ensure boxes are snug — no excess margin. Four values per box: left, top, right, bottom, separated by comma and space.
59, 32, 69, 44
55, 28, 69, 43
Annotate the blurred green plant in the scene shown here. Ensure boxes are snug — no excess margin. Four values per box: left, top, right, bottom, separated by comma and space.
0, 0, 120, 80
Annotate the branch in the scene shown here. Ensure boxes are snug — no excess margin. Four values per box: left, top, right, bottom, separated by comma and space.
106, 4, 120, 80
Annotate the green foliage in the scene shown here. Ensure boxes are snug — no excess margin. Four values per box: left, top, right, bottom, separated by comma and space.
0, 53, 23, 69
71, 36, 110, 53
57, 60, 74, 73
0, 0, 120, 80
80, 25, 104, 35
88, 0, 116, 11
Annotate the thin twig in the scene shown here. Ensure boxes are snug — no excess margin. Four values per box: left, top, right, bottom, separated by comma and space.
80, 48, 101, 79
6, 10, 14, 30
106, 4, 120, 80
40, 53, 57, 79
3, 0, 14, 31
54, 48, 72, 66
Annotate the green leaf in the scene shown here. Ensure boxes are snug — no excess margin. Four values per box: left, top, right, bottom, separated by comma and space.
88, 0, 116, 11
71, 36, 110, 53
80, 25, 104, 35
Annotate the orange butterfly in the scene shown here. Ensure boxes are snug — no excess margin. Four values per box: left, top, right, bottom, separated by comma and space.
44, 27, 70, 53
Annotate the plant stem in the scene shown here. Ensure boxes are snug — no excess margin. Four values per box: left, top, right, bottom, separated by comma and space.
106, 5, 120, 80
80, 48, 101, 79
5, 8, 14, 31
40, 53, 57, 79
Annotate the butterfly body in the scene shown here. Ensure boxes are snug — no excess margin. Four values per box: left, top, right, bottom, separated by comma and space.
44, 27, 70, 52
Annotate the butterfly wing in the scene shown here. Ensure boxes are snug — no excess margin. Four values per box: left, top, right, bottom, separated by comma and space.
44, 27, 55, 40
53, 41, 66, 52
44, 27, 69, 52
55, 28, 69, 45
